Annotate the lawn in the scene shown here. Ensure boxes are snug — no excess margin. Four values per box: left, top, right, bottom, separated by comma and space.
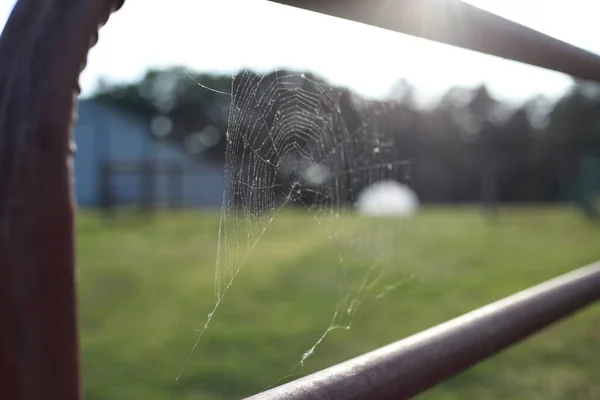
76, 206, 600, 400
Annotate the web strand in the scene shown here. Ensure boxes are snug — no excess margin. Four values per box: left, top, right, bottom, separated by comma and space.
173, 70, 414, 392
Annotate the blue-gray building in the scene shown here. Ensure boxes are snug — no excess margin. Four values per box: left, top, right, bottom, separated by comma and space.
73, 99, 225, 209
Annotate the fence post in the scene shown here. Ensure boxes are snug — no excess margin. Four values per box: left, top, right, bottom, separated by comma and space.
170, 163, 184, 210
0, 1, 124, 399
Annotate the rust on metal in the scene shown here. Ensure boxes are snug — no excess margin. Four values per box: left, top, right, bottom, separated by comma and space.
0, 1, 124, 399
245, 263, 600, 400
1, 1, 599, 400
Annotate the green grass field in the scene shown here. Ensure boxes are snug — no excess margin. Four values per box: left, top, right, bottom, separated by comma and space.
76, 207, 600, 400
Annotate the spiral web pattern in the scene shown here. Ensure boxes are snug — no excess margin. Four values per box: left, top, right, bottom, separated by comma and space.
176, 70, 415, 386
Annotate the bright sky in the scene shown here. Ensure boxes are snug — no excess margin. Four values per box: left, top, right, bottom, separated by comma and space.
1, 0, 599, 104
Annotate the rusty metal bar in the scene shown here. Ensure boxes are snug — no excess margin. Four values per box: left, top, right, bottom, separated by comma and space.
268, 0, 600, 84
0, 1, 598, 400
245, 262, 600, 400
0, 1, 123, 400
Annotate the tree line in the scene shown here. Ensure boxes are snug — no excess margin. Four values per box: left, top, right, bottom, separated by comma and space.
92, 67, 600, 215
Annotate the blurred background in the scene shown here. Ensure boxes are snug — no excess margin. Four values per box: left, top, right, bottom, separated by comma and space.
2, 0, 600, 399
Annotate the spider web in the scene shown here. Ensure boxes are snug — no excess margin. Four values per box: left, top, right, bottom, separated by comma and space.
174, 69, 417, 390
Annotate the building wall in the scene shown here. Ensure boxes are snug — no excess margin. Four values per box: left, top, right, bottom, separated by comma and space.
74, 99, 225, 208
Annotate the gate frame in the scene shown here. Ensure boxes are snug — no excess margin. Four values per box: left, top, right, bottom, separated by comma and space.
1, 1, 599, 399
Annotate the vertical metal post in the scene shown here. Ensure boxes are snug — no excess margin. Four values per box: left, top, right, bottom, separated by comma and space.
169, 163, 184, 210
100, 161, 116, 219
140, 161, 156, 216
0, 1, 123, 399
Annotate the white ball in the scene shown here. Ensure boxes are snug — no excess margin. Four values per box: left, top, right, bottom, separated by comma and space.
356, 180, 419, 217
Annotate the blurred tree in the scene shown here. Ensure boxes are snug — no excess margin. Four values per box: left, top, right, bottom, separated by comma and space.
93, 67, 232, 162
465, 85, 502, 217
547, 82, 600, 220
90, 67, 600, 213
416, 87, 469, 203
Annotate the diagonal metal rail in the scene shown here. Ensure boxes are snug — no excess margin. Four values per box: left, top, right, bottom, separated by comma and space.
268, 0, 600, 84
1, 1, 600, 400
245, 262, 600, 400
